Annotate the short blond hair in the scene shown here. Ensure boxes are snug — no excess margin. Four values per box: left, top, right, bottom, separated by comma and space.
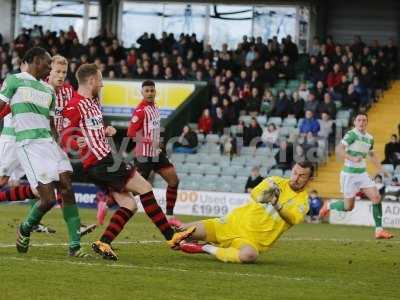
51, 55, 68, 66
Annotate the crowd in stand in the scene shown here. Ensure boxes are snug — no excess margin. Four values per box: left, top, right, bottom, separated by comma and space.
0, 26, 398, 160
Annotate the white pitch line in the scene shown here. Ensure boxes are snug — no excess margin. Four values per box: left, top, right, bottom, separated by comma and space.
0, 237, 398, 249
0, 256, 340, 284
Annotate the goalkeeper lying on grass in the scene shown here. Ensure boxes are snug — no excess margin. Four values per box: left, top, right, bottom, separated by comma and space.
175, 162, 313, 263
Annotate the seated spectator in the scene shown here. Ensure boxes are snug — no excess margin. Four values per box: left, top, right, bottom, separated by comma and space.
288, 91, 305, 119
382, 134, 400, 167
300, 132, 318, 157
298, 82, 310, 101
304, 92, 318, 114
260, 89, 275, 116
245, 166, 264, 193
246, 87, 261, 116
313, 80, 326, 102
327, 63, 343, 89
272, 90, 290, 118
220, 134, 237, 158
308, 190, 322, 221
211, 106, 225, 135
174, 125, 198, 154
222, 98, 236, 128
300, 110, 320, 136
317, 93, 337, 118
197, 108, 213, 135
209, 96, 219, 118
353, 76, 369, 107
342, 83, 360, 111
261, 123, 279, 147
262, 61, 277, 86
278, 55, 295, 80
318, 112, 334, 140
244, 118, 263, 147
275, 140, 294, 170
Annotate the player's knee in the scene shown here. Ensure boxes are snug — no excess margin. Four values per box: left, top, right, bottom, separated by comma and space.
239, 248, 258, 263
141, 180, 153, 193
169, 177, 179, 187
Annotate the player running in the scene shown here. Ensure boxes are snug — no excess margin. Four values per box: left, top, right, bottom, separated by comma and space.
61, 63, 194, 260
127, 80, 180, 220
0, 47, 88, 257
177, 162, 313, 263
47, 54, 96, 236
319, 113, 394, 239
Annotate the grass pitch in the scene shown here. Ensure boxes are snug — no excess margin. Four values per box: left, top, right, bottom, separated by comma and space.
0, 204, 399, 300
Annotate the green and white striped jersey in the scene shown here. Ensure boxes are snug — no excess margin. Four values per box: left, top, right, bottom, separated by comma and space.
0, 72, 56, 144
341, 128, 374, 174
0, 114, 15, 141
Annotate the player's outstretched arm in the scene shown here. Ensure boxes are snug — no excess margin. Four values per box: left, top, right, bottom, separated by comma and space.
274, 202, 309, 225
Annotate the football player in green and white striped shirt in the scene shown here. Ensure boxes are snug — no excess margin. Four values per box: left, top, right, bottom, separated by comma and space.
0, 47, 89, 257
319, 113, 394, 239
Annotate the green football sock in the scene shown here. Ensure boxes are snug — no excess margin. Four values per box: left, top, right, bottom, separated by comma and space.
27, 199, 36, 213
62, 204, 81, 250
329, 200, 346, 211
372, 203, 383, 228
21, 202, 48, 235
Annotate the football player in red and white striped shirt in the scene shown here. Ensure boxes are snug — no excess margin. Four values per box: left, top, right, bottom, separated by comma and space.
61, 64, 194, 260
47, 55, 96, 237
127, 80, 180, 222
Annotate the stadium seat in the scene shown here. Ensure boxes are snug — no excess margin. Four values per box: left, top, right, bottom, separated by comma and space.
230, 156, 247, 166
255, 147, 273, 157
279, 126, 294, 137
382, 164, 394, 174
188, 163, 205, 175
203, 165, 221, 175
241, 146, 256, 156
206, 134, 220, 144
197, 133, 205, 144
170, 153, 186, 164
224, 165, 243, 176
185, 154, 200, 164
283, 117, 297, 127
268, 117, 282, 126
218, 156, 231, 168
283, 169, 292, 178
256, 115, 268, 127
239, 115, 252, 125
208, 153, 223, 164
188, 173, 203, 181
188, 123, 198, 131
268, 169, 283, 177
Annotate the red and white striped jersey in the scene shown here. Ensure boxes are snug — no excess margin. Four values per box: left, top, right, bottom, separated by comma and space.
127, 100, 161, 157
55, 83, 74, 133
61, 93, 111, 169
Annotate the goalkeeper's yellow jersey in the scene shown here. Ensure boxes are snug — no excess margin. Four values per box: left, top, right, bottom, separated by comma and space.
225, 176, 309, 251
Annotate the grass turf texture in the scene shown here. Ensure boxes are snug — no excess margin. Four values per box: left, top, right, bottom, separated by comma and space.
0, 204, 399, 300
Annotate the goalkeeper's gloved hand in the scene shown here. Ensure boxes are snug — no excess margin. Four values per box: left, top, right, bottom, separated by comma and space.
257, 180, 280, 205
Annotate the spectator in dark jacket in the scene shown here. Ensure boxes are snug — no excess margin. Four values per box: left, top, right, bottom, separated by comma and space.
300, 110, 320, 136
382, 134, 400, 167
288, 91, 305, 119
244, 118, 263, 146
273, 90, 290, 118
212, 107, 225, 135
342, 84, 360, 111
245, 166, 264, 193
222, 98, 236, 128
246, 87, 261, 116
174, 125, 198, 154
317, 93, 337, 118
304, 92, 319, 114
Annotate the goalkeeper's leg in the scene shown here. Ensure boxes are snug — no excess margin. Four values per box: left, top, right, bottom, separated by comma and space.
179, 221, 259, 263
